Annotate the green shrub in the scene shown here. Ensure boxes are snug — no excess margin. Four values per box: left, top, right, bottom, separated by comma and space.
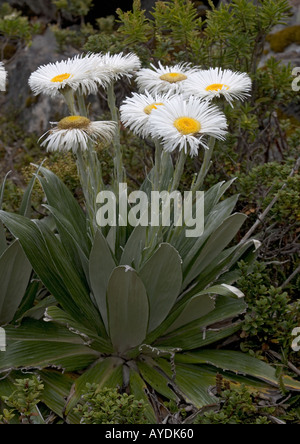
74, 385, 149, 424
195, 385, 274, 424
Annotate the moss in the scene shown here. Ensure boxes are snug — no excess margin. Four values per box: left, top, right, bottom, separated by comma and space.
267, 25, 300, 53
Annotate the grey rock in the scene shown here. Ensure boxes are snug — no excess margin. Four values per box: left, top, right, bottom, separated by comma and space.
0, 28, 70, 134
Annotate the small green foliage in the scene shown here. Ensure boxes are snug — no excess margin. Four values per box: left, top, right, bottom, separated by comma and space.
74, 384, 149, 424
195, 385, 274, 424
117, 0, 152, 45
0, 3, 42, 59
0, 377, 44, 424
53, 0, 93, 21
238, 261, 300, 354
51, 23, 95, 52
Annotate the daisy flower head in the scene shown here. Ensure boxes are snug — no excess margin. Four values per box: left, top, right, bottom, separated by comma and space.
136, 62, 199, 96
40, 116, 117, 153
29, 54, 112, 98
185, 68, 252, 106
98, 52, 141, 81
149, 96, 228, 157
0, 62, 7, 91
120, 91, 173, 138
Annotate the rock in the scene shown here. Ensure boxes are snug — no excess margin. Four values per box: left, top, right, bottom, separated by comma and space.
0, 28, 70, 134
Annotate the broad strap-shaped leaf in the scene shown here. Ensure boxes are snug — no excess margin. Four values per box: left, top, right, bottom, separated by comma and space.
19, 162, 45, 218
89, 230, 116, 332
0, 320, 99, 373
165, 282, 244, 335
137, 359, 179, 402
140, 243, 182, 333
45, 306, 113, 353
175, 350, 300, 391
183, 213, 247, 289
151, 295, 246, 349
129, 369, 157, 423
0, 211, 102, 332
165, 295, 215, 334
107, 266, 149, 354
44, 205, 90, 284
39, 370, 80, 424
0, 240, 32, 325
36, 166, 91, 256
120, 225, 146, 269
156, 358, 218, 408
0, 221, 7, 256
174, 194, 239, 267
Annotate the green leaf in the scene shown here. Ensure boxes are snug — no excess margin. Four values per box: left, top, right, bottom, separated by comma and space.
0, 221, 7, 256
0, 240, 32, 325
19, 161, 44, 218
107, 266, 149, 354
120, 225, 146, 269
44, 205, 90, 290
0, 211, 102, 332
89, 229, 116, 332
129, 369, 157, 423
39, 370, 79, 424
0, 340, 99, 373
165, 294, 215, 333
178, 195, 239, 267
45, 306, 112, 353
137, 359, 179, 402
154, 295, 246, 349
175, 350, 300, 391
156, 358, 218, 408
140, 243, 182, 333
183, 213, 247, 288
0, 171, 11, 210
36, 166, 91, 256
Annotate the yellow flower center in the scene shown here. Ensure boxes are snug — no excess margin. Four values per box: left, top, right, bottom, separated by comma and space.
58, 116, 91, 130
143, 102, 164, 115
206, 83, 229, 92
160, 72, 187, 84
174, 117, 201, 135
51, 73, 72, 83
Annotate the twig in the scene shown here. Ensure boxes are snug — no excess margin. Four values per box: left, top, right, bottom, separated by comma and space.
282, 264, 300, 289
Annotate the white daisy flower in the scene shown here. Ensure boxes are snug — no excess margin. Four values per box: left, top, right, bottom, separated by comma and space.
40, 116, 117, 153
0, 62, 7, 92
97, 52, 141, 81
149, 96, 228, 156
136, 62, 199, 95
185, 68, 252, 106
120, 91, 173, 138
29, 54, 113, 97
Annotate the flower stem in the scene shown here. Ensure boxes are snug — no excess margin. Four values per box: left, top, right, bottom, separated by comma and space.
192, 137, 216, 192
153, 138, 162, 191
107, 81, 124, 187
171, 150, 187, 192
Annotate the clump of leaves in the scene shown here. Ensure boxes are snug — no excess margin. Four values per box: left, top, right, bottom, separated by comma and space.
238, 261, 300, 355
53, 0, 93, 24
74, 385, 149, 424
0, 2, 42, 60
195, 385, 274, 424
0, 377, 44, 424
